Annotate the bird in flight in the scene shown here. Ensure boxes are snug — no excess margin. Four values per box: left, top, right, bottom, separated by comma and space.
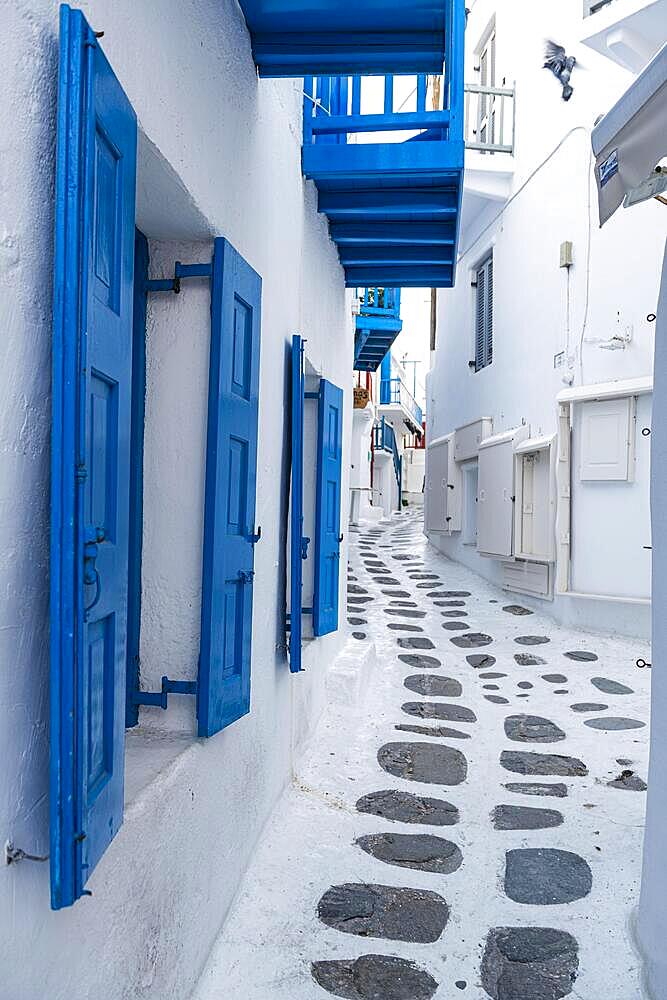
543, 40, 578, 101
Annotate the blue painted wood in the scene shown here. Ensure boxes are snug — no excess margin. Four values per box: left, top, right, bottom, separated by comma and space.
51, 4, 137, 909
125, 230, 148, 728
313, 381, 343, 637
199, 239, 262, 737
237, 1, 450, 76
354, 287, 403, 372
288, 335, 305, 673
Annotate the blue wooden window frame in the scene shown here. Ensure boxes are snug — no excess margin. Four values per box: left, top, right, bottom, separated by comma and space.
288, 335, 306, 673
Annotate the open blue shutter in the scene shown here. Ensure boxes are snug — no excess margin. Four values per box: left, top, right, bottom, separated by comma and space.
288, 335, 306, 673
50, 5, 137, 909
199, 239, 262, 737
313, 380, 344, 636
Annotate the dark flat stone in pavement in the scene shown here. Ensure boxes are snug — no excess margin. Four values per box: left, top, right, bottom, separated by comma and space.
348, 595, 374, 604
398, 637, 436, 650
492, 804, 563, 831
384, 608, 427, 618
409, 573, 439, 580
517, 681, 533, 689
467, 654, 496, 668
515, 653, 547, 666
317, 884, 449, 943
312, 954, 439, 1000
387, 624, 423, 632
353, 632, 367, 640
393, 554, 414, 560
501, 751, 587, 777
505, 781, 568, 798
395, 724, 471, 740
515, 636, 551, 646
584, 717, 646, 730
571, 702, 608, 712
591, 677, 634, 695
383, 590, 411, 597
542, 674, 567, 684
356, 833, 463, 874
404, 674, 463, 698
504, 715, 566, 744
398, 654, 442, 669
356, 789, 459, 826
348, 618, 367, 626
442, 621, 471, 631
435, 599, 467, 607
402, 702, 476, 723
348, 585, 368, 594
505, 848, 592, 905
483, 684, 500, 690
391, 600, 418, 607
607, 771, 648, 791
441, 610, 468, 617
564, 650, 598, 662
451, 633, 494, 648
428, 590, 471, 598
481, 672, 507, 679
375, 577, 401, 585
503, 605, 534, 616
481, 926, 579, 1000
485, 695, 510, 704
378, 742, 467, 785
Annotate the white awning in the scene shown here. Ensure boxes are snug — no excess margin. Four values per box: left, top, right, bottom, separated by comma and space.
592, 41, 667, 225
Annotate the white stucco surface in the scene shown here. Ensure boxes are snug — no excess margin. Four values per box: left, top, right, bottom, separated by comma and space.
426, 0, 667, 638
1, 2, 354, 996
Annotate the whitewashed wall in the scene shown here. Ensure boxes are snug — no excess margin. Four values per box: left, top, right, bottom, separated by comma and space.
0, 1, 353, 997
426, 0, 667, 637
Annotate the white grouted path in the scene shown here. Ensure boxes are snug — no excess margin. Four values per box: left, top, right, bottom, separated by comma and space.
193, 507, 651, 1000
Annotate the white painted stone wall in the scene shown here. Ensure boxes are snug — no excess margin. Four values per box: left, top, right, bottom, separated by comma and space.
0, 2, 353, 997
426, 0, 667, 637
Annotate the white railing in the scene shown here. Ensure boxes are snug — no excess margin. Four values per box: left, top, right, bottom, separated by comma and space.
464, 83, 515, 154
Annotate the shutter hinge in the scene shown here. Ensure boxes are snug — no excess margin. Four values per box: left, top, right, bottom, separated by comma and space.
146, 261, 213, 295
133, 676, 198, 710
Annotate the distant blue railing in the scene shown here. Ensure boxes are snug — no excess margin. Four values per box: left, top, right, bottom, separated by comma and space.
379, 376, 423, 428
359, 287, 401, 319
373, 417, 402, 508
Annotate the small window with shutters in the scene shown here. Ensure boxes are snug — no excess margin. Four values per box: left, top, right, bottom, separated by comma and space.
474, 253, 493, 372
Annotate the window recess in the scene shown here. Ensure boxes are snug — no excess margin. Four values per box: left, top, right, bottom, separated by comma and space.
287, 337, 344, 672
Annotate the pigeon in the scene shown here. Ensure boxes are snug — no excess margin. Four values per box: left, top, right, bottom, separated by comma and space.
543, 40, 577, 101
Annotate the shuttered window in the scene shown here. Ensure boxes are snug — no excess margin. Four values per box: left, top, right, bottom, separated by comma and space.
475, 253, 493, 372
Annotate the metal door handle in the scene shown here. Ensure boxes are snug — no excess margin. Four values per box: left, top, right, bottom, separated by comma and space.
249, 526, 262, 544
226, 570, 255, 585
84, 526, 105, 615
301, 536, 310, 560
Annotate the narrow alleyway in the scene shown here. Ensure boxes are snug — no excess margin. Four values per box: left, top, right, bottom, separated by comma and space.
193, 508, 651, 1000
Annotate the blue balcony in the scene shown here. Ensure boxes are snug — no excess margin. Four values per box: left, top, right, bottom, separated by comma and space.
237, 0, 451, 77
302, 0, 465, 289
354, 287, 403, 372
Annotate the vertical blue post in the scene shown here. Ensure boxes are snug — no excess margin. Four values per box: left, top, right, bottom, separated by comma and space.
417, 74, 427, 112
449, 0, 466, 142
303, 75, 314, 145
383, 75, 394, 114
352, 75, 361, 115
380, 353, 391, 405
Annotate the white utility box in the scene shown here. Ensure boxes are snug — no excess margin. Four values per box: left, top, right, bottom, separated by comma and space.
425, 436, 449, 532
454, 417, 493, 462
579, 396, 635, 481
513, 434, 556, 562
477, 425, 529, 558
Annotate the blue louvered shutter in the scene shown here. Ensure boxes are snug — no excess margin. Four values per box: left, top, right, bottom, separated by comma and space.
50, 5, 137, 909
288, 335, 306, 672
198, 238, 262, 737
475, 254, 493, 371
313, 380, 344, 636
486, 256, 494, 366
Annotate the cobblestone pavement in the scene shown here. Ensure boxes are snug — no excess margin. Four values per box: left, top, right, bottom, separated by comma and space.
194, 507, 651, 1000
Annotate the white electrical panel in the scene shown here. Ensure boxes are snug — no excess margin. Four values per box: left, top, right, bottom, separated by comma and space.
579, 396, 634, 481
454, 417, 493, 462
502, 560, 551, 597
513, 435, 556, 562
425, 437, 449, 532
444, 433, 462, 532
477, 426, 529, 558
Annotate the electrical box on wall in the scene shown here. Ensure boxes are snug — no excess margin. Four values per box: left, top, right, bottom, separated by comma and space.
425, 436, 449, 532
454, 417, 493, 462
579, 396, 635, 481
513, 435, 556, 563
560, 240, 573, 268
477, 425, 530, 558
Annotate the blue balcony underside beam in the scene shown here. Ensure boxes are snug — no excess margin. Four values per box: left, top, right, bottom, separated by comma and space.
340, 245, 454, 265
345, 265, 454, 287
356, 314, 403, 332
311, 110, 450, 136
318, 188, 459, 219
303, 141, 465, 183
331, 221, 456, 245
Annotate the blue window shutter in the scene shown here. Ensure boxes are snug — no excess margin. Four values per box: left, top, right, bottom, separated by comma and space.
313, 380, 344, 637
289, 335, 305, 673
199, 238, 262, 737
51, 5, 137, 909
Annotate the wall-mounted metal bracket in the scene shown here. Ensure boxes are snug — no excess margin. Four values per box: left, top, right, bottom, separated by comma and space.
133, 675, 198, 710
146, 260, 213, 295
